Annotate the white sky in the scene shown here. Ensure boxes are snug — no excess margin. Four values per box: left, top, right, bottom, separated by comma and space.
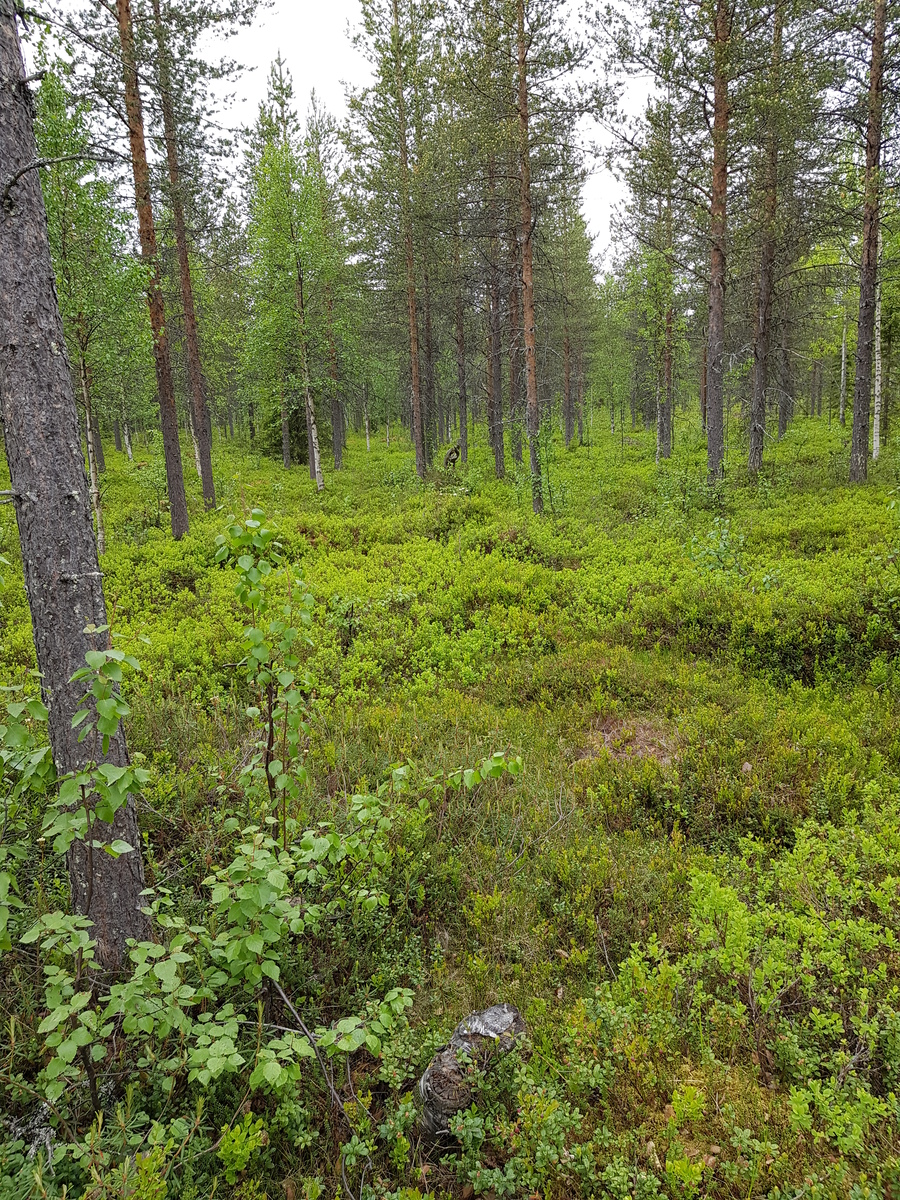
214, 0, 625, 258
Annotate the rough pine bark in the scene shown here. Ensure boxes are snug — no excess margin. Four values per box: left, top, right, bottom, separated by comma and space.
517, 0, 542, 513
850, 0, 886, 483
115, 0, 188, 537
706, 0, 730, 481
0, 0, 150, 969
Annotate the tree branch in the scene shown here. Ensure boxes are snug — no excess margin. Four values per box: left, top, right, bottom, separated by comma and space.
2, 153, 118, 209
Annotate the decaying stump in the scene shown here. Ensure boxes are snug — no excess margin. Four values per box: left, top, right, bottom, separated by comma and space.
415, 1003, 526, 1142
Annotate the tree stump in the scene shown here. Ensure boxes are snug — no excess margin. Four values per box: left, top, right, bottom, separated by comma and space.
415, 1003, 526, 1142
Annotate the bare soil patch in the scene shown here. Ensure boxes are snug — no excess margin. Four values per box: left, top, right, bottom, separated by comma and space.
575, 716, 674, 766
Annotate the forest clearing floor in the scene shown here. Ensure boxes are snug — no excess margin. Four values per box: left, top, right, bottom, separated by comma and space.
2, 415, 900, 1197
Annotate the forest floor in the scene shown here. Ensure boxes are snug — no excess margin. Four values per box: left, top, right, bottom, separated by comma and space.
2, 413, 900, 1198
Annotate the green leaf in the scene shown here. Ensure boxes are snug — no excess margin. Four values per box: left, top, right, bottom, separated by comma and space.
103, 839, 134, 857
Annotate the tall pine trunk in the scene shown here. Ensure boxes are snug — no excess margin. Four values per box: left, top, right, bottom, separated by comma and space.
423, 261, 437, 462
490, 271, 505, 477
115, 0, 188, 538
577, 350, 585, 445
849, 0, 886, 483
151, 0, 215, 510
517, 0, 542, 512
749, 0, 782, 475
454, 229, 469, 464
873, 226, 883, 460
706, 0, 730, 481
0, 0, 150, 969
840, 305, 848, 425
392, 0, 425, 477
508, 229, 524, 464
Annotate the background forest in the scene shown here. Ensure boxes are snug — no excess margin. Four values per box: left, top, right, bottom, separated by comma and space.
1, 0, 900, 1197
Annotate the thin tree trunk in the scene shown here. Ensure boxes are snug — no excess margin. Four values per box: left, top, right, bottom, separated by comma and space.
79, 355, 105, 556
563, 326, 574, 446
123, 413, 133, 461
454, 231, 469, 465
295, 260, 323, 491
305, 386, 323, 489
517, 0, 542, 513
113, 418, 122, 453
0, 0, 149, 969
151, 0, 215, 510
706, 0, 730, 481
508, 230, 523, 464
187, 400, 202, 478
114, 0, 188, 538
279, 383, 291, 468
325, 285, 343, 471
490, 271, 505, 478
874, 225, 883, 460
700, 338, 708, 431
364, 381, 371, 451
391, 0, 425, 477
778, 327, 792, 436
91, 409, 106, 473
850, 0, 886, 483
577, 352, 584, 446
486, 157, 505, 478
749, 0, 782, 474
884, 323, 892, 442
659, 307, 673, 459
840, 305, 848, 425
817, 361, 823, 416
423, 262, 437, 461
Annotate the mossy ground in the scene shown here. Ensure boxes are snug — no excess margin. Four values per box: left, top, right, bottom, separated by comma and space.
2, 410, 900, 1198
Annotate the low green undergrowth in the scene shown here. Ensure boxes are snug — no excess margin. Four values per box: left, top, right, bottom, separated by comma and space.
2, 416, 900, 1197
